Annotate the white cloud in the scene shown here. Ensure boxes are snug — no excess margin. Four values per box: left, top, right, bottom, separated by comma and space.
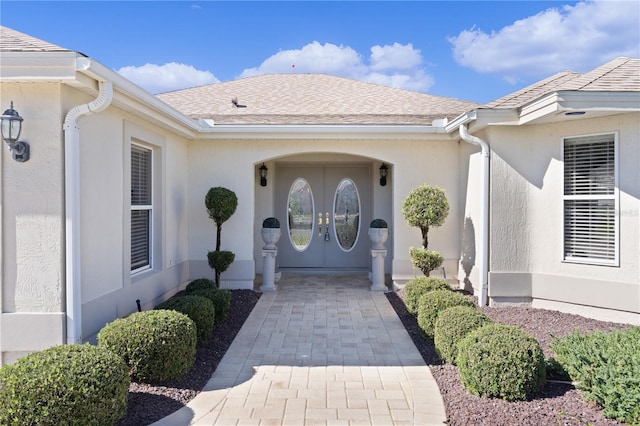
370, 42, 422, 71
239, 41, 434, 92
449, 0, 640, 83
117, 62, 219, 94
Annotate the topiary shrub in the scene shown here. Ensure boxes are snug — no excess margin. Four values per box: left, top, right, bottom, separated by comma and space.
188, 288, 232, 323
551, 326, 640, 424
262, 217, 280, 228
0, 344, 129, 426
401, 184, 449, 276
205, 186, 238, 287
409, 248, 444, 278
369, 218, 388, 228
416, 289, 474, 338
155, 295, 216, 344
434, 305, 492, 364
186, 277, 217, 292
404, 277, 451, 315
98, 309, 196, 382
457, 324, 546, 401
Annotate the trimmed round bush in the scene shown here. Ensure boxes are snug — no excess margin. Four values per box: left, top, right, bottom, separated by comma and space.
186, 278, 217, 292
404, 277, 451, 315
155, 295, 216, 344
457, 324, 546, 401
0, 344, 129, 426
98, 309, 196, 382
189, 287, 232, 323
417, 290, 474, 338
434, 305, 492, 364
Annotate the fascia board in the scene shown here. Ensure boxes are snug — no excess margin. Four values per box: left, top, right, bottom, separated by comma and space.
518, 91, 640, 125
518, 93, 561, 124
75, 58, 200, 137
555, 91, 640, 111
196, 125, 452, 140
445, 109, 520, 134
0, 52, 79, 80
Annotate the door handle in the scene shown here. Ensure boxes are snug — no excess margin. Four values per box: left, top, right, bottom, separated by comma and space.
324, 212, 330, 241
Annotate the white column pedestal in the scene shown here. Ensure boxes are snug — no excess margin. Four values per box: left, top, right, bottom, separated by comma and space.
260, 249, 278, 292
370, 249, 387, 291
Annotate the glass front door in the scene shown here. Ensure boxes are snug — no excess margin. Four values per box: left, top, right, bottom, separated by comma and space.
277, 165, 370, 269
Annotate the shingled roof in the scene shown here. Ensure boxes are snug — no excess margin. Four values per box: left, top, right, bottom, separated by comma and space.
0, 26, 69, 52
156, 74, 480, 126
485, 57, 640, 109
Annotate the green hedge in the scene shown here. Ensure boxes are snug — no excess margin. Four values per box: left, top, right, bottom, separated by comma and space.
434, 305, 492, 364
186, 278, 217, 292
188, 287, 232, 323
404, 277, 451, 315
551, 326, 640, 424
416, 290, 474, 338
98, 309, 196, 382
457, 324, 546, 401
155, 295, 216, 344
0, 344, 129, 426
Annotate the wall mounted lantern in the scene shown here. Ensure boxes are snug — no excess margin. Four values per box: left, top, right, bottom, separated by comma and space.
0, 101, 29, 162
379, 163, 388, 186
259, 163, 268, 187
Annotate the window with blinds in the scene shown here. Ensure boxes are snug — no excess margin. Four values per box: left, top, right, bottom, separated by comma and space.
563, 133, 618, 265
131, 144, 152, 272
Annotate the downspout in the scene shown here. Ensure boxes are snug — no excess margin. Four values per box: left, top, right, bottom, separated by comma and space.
63, 81, 113, 344
458, 124, 490, 306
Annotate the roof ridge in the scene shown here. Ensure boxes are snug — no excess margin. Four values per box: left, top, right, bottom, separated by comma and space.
563, 56, 633, 90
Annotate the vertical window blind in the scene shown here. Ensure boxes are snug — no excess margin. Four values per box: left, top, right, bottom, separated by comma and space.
131, 144, 152, 271
563, 134, 617, 264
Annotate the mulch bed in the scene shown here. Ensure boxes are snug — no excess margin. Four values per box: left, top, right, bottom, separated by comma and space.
385, 289, 630, 426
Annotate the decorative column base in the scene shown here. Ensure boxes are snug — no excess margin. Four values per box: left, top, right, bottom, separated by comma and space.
260, 249, 278, 292
370, 249, 387, 291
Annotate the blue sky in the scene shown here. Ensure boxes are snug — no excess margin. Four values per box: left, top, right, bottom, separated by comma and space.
1, 1, 639, 103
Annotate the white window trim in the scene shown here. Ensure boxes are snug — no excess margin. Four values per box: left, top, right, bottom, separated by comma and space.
131, 142, 154, 275
562, 131, 619, 266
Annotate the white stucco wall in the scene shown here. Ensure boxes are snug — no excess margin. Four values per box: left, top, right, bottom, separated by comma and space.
487, 113, 640, 323
1, 82, 66, 364
77, 103, 191, 342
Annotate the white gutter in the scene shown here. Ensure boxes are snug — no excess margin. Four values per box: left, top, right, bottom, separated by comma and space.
458, 124, 490, 306
63, 80, 113, 344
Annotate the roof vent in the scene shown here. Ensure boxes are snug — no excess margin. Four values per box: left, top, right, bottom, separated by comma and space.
231, 97, 246, 108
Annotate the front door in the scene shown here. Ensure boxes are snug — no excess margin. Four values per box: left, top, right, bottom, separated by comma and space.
277, 164, 370, 270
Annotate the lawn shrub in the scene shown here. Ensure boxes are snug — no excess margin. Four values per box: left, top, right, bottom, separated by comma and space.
188, 287, 232, 323
186, 278, 217, 292
155, 295, 216, 344
457, 324, 546, 401
416, 290, 474, 338
98, 309, 196, 382
404, 277, 451, 315
551, 326, 640, 424
434, 305, 492, 364
0, 344, 129, 426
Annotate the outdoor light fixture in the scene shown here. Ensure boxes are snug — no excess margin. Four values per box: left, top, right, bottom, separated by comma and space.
0, 101, 29, 162
379, 163, 388, 186
259, 163, 268, 187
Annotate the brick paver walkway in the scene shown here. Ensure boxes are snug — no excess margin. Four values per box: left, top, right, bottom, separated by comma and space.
153, 274, 446, 425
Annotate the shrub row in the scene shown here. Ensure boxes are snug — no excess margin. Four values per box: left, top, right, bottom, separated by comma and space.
551, 326, 640, 424
155, 295, 216, 343
406, 277, 545, 401
0, 344, 130, 425
98, 309, 197, 382
404, 277, 451, 315
0, 277, 234, 425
